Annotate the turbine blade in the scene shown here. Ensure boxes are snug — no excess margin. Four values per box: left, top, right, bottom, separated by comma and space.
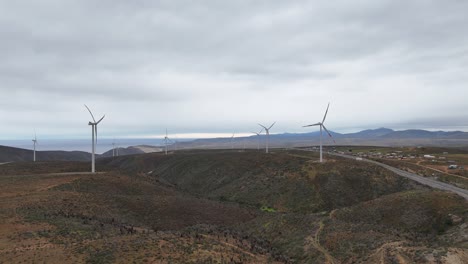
95, 126, 98, 144
258, 123, 267, 130
322, 125, 336, 143
303, 123, 321, 127
322, 103, 330, 123
268, 122, 276, 130
96, 115, 105, 124
84, 104, 96, 123
258, 128, 264, 134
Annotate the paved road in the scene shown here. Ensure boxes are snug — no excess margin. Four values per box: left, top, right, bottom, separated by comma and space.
331, 152, 468, 201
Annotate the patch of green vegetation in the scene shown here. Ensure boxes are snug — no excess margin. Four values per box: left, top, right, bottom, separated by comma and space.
260, 206, 276, 213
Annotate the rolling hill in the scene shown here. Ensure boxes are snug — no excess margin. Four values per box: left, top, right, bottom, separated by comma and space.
0, 145, 92, 162
1, 149, 467, 263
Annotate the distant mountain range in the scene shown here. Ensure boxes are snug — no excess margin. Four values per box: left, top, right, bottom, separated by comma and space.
177, 128, 468, 149
273, 127, 468, 140
1, 128, 468, 162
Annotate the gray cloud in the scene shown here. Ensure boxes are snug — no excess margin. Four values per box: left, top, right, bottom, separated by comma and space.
1, 0, 468, 139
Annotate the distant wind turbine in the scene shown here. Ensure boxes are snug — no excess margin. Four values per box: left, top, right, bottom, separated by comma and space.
164, 129, 170, 155
303, 103, 335, 163
251, 128, 264, 151
258, 122, 275, 153
32, 130, 38, 162
174, 135, 179, 151
84, 105, 105, 173
112, 139, 116, 157
230, 133, 235, 149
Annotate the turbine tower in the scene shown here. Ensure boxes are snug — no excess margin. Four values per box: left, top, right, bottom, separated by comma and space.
32, 131, 38, 162
303, 103, 334, 163
112, 139, 116, 157
164, 129, 169, 155
251, 128, 263, 150
84, 105, 105, 173
230, 133, 235, 149
258, 122, 275, 153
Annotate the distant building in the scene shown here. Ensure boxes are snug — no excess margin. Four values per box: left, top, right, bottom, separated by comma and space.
424, 155, 435, 159
448, 165, 458, 169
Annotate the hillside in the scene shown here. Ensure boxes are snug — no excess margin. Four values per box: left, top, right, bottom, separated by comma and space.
99, 146, 146, 158
0, 145, 92, 162
1, 150, 467, 263
104, 150, 415, 213
0, 144, 164, 163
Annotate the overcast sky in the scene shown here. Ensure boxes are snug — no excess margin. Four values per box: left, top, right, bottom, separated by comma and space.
1, 0, 468, 139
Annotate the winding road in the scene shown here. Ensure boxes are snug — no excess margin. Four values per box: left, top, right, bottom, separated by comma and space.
332, 152, 468, 200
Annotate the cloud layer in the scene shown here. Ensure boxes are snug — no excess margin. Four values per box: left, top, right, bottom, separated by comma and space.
1, 0, 468, 139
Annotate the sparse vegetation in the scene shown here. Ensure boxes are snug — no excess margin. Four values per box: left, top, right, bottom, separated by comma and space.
0, 149, 467, 263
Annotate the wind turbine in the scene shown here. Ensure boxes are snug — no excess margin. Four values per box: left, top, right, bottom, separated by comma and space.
251, 128, 263, 151
303, 103, 334, 163
112, 138, 116, 157
84, 105, 105, 173
32, 131, 38, 162
258, 122, 275, 153
230, 133, 235, 149
164, 129, 169, 155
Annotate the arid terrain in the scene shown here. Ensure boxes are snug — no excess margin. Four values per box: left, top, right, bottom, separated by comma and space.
0, 149, 467, 263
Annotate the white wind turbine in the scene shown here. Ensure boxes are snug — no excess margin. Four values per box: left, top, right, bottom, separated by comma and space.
230, 133, 235, 149
32, 131, 38, 162
173, 135, 179, 151
112, 139, 116, 157
84, 105, 105, 173
303, 103, 334, 163
251, 128, 264, 151
258, 122, 275, 153
164, 129, 170, 155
